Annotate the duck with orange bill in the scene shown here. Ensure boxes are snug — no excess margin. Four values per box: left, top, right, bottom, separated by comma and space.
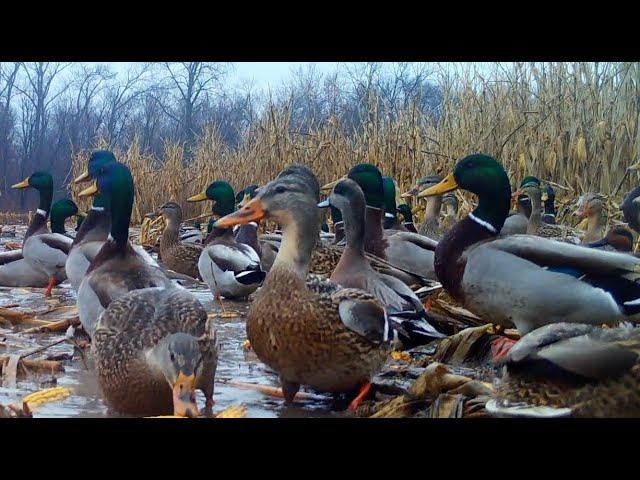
214, 165, 391, 411
76, 161, 217, 417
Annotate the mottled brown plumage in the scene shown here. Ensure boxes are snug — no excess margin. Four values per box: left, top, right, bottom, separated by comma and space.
214, 168, 391, 402
152, 202, 202, 278
490, 323, 640, 417
94, 287, 217, 416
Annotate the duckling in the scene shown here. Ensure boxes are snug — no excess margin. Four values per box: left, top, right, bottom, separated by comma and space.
320, 178, 446, 348
418, 153, 640, 335
76, 163, 171, 337
487, 322, 640, 417
147, 202, 202, 279
215, 167, 391, 409
10, 172, 73, 296
188, 181, 265, 300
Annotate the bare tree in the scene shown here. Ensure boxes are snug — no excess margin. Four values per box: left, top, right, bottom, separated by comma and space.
152, 62, 229, 151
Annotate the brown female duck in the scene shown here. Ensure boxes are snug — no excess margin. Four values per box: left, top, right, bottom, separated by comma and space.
215, 166, 391, 410
147, 202, 202, 279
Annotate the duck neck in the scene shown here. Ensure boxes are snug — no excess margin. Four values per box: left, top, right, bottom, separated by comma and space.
332, 221, 345, 244
50, 210, 68, 235
342, 200, 366, 259
161, 213, 181, 248
470, 187, 511, 235
526, 190, 543, 234
517, 196, 532, 218
73, 205, 111, 246
587, 210, 606, 235
110, 191, 133, 249
204, 226, 234, 246
272, 209, 319, 280
364, 206, 387, 258
424, 195, 443, 221
25, 186, 53, 239
544, 197, 556, 216
234, 222, 261, 255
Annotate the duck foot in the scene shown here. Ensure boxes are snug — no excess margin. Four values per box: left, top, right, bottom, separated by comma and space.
44, 277, 57, 297
491, 336, 517, 362
348, 382, 373, 412
204, 396, 215, 415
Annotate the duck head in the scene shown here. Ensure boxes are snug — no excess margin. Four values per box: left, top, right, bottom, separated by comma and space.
146, 333, 204, 418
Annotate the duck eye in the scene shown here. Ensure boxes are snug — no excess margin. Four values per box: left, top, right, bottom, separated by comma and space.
170, 353, 175, 362
275, 186, 286, 194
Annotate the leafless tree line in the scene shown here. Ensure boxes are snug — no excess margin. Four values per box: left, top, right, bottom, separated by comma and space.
0, 62, 442, 211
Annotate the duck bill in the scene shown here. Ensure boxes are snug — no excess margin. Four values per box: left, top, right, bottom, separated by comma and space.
187, 191, 208, 203
145, 210, 160, 219
172, 372, 199, 418
417, 173, 458, 198
73, 170, 91, 184
215, 197, 266, 228
11, 178, 30, 189
541, 192, 549, 202
317, 199, 330, 208
78, 181, 99, 198
400, 186, 420, 198
321, 175, 347, 192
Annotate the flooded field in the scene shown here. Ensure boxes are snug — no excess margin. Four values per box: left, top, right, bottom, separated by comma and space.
0, 225, 345, 418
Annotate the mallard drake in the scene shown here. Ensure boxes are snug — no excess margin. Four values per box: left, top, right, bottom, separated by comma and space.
514, 182, 581, 244
325, 164, 438, 281
396, 204, 418, 233
76, 162, 171, 337
0, 197, 78, 288
320, 178, 446, 348
382, 176, 406, 231
401, 174, 446, 239
215, 166, 391, 409
50, 199, 83, 238
541, 185, 557, 224
588, 226, 634, 252
187, 181, 265, 300
146, 202, 202, 279
487, 322, 640, 417
67, 151, 158, 292
10, 172, 73, 296
79, 162, 217, 417
576, 193, 608, 244
417, 153, 640, 335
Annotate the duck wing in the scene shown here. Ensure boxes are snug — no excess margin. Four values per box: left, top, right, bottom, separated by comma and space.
483, 234, 640, 275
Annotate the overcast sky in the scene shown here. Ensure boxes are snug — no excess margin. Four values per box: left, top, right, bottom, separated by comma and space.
105, 62, 342, 90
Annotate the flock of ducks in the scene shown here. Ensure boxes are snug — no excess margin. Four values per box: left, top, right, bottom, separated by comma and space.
3, 149, 640, 417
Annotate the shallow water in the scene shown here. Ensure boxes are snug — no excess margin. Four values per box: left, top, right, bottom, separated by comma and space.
0, 226, 343, 418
